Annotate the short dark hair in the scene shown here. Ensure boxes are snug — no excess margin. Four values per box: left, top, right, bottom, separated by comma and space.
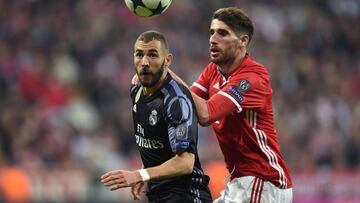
212, 7, 254, 41
136, 30, 169, 51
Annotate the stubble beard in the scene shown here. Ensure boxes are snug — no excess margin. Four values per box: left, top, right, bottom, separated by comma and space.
138, 60, 165, 87
211, 48, 237, 68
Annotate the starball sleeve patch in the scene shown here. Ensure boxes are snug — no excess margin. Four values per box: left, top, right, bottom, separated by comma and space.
175, 123, 188, 140
227, 86, 244, 103
238, 79, 251, 92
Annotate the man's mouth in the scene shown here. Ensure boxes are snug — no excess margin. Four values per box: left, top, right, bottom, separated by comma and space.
140, 72, 151, 76
210, 47, 221, 57
210, 47, 221, 54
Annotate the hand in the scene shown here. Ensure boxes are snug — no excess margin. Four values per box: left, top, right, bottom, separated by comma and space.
131, 181, 145, 200
101, 170, 142, 191
132, 74, 139, 85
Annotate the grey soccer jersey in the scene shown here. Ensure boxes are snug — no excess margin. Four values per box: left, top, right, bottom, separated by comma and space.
130, 74, 209, 193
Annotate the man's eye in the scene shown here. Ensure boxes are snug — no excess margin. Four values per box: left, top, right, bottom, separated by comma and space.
218, 30, 227, 36
149, 53, 158, 58
135, 53, 143, 57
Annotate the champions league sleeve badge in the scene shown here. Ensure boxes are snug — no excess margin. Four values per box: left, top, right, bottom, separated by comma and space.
149, 110, 158, 126
238, 79, 251, 92
175, 124, 187, 140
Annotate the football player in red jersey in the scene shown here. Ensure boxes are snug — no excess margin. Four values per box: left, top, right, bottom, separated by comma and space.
170, 7, 293, 203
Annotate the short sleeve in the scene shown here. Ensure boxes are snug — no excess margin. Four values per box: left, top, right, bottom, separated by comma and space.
225, 72, 271, 109
165, 82, 196, 154
206, 71, 271, 122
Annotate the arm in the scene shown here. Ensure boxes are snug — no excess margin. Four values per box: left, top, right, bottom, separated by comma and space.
190, 92, 211, 126
168, 69, 211, 126
101, 151, 194, 190
147, 151, 194, 180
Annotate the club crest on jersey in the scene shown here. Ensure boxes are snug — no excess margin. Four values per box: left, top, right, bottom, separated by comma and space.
227, 86, 244, 103
238, 79, 250, 92
175, 124, 187, 140
149, 110, 158, 126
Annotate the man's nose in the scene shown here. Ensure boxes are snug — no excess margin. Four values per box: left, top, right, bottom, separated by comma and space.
141, 56, 150, 66
210, 34, 218, 45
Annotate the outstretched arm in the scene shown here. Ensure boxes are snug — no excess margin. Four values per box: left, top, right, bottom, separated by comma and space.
101, 151, 194, 190
168, 69, 211, 126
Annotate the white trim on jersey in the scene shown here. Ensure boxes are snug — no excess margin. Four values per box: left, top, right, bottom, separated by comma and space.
246, 110, 257, 128
218, 91, 242, 112
252, 128, 287, 189
250, 177, 264, 203
192, 82, 208, 93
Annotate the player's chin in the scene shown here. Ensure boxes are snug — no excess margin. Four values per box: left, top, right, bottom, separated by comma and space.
139, 79, 153, 87
210, 55, 222, 64
139, 76, 152, 85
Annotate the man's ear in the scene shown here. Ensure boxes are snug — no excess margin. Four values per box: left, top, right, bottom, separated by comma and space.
165, 53, 173, 67
239, 35, 250, 47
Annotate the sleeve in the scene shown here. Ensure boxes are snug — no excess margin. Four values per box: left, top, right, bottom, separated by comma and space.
190, 64, 212, 99
207, 71, 271, 122
164, 87, 196, 154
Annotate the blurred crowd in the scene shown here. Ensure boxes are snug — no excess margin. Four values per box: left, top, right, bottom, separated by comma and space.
0, 0, 359, 202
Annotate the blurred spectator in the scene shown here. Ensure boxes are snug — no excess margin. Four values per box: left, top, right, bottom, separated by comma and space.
0, 164, 31, 202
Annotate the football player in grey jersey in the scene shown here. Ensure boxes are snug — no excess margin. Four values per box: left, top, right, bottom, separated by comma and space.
101, 30, 212, 203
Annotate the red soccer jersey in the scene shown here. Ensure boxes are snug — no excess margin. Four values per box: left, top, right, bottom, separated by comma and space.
191, 54, 292, 189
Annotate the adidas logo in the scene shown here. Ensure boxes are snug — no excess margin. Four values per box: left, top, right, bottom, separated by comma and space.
213, 82, 220, 89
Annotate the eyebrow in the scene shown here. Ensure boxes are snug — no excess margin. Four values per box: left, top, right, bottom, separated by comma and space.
210, 28, 229, 33
135, 48, 159, 53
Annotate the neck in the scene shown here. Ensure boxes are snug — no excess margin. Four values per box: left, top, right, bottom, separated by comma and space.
219, 51, 246, 75
143, 71, 168, 96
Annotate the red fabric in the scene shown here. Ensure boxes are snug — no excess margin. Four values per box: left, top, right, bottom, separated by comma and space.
191, 54, 293, 188
18, 68, 44, 101
40, 79, 69, 109
18, 68, 69, 109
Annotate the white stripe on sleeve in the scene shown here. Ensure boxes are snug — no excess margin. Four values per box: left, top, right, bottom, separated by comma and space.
218, 91, 242, 112
192, 82, 208, 93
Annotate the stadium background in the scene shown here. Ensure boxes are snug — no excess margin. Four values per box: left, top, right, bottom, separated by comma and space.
0, 0, 359, 202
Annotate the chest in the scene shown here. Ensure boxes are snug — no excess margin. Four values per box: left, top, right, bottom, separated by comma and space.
208, 74, 230, 96
133, 97, 167, 138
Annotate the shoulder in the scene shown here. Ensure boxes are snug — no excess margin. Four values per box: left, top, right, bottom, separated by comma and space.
161, 78, 194, 120
130, 84, 141, 97
162, 77, 191, 99
242, 56, 269, 77
229, 58, 272, 93
204, 63, 218, 74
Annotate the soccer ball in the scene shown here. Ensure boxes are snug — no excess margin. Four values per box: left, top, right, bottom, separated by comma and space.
124, 0, 172, 17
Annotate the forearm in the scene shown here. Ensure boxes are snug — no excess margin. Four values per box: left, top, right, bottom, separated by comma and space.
101, 153, 195, 188
191, 92, 211, 126
145, 152, 195, 181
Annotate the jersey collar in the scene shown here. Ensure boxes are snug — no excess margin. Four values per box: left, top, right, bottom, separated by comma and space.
215, 53, 251, 87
